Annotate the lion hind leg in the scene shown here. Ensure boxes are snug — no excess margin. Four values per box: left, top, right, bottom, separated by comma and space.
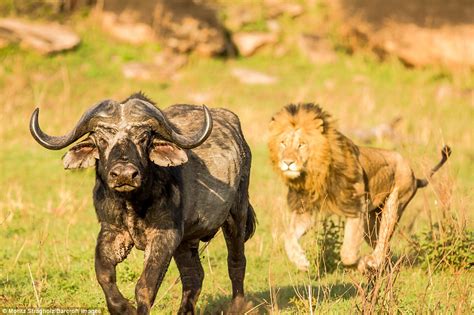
364, 208, 382, 249
340, 216, 365, 267
358, 187, 399, 274
284, 211, 313, 271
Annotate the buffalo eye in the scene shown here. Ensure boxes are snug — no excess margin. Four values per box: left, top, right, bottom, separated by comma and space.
136, 132, 150, 146
93, 134, 108, 148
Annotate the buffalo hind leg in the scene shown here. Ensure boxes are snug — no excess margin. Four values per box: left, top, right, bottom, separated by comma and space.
95, 224, 135, 315
174, 241, 204, 314
223, 208, 249, 313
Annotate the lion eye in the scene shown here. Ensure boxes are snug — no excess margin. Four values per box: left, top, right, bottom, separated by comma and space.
298, 142, 306, 149
280, 141, 286, 148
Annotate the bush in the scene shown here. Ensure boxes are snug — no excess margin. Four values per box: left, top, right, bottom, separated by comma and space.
412, 223, 474, 271
307, 217, 344, 275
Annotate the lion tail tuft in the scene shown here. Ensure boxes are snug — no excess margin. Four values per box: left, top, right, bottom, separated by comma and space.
417, 145, 452, 188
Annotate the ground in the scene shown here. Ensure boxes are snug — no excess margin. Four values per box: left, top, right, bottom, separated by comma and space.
0, 7, 473, 314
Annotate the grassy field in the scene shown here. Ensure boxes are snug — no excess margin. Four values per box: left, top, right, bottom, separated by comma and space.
0, 6, 473, 314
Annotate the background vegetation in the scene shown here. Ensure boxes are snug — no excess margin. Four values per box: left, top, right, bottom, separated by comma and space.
0, 2, 473, 313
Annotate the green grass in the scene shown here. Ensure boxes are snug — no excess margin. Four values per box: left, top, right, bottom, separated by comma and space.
0, 7, 473, 314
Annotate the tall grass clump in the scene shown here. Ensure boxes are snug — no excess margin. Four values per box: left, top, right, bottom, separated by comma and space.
412, 176, 473, 272
412, 221, 473, 271
308, 216, 344, 275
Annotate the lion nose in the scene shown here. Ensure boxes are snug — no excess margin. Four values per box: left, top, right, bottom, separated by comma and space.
281, 160, 298, 171
109, 164, 140, 183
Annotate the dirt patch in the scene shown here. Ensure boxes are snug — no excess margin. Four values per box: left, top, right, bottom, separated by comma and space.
331, 0, 474, 68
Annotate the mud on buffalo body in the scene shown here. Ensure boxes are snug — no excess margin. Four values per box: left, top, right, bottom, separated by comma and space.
30, 93, 256, 315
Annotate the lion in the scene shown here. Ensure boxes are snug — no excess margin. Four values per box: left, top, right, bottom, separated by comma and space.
268, 103, 451, 273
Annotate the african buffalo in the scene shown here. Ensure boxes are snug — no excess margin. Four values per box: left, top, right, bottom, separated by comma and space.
29, 93, 256, 315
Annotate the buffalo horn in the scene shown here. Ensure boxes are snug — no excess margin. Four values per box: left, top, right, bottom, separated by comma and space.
29, 101, 110, 150
139, 101, 213, 149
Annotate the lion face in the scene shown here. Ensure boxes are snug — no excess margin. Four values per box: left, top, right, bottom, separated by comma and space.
276, 129, 310, 179
269, 104, 331, 182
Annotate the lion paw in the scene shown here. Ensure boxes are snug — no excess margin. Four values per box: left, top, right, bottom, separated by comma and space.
293, 254, 310, 271
357, 255, 381, 274
285, 239, 310, 271
286, 247, 310, 271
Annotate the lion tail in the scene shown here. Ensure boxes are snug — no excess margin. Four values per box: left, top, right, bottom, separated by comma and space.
416, 145, 452, 188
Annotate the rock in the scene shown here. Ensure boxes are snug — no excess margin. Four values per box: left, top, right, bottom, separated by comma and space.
122, 50, 187, 81
331, 0, 474, 68
188, 92, 213, 104
233, 32, 278, 57
100, 11, 155, 44
266, 20, 281, 33
435, 83, 474, 105
153, 0, 232, 56
0, 18, 80, 54
352, 74, 369, 84
122, 62, 155, 80
435, 84, 454, 104
101, 0, 233, 57
0, 37, 8, 49
273, 44, 288, 57
225, 6, 261, 30
350, 117, 402, 144
231, 67, 278, 85
153, 50, 188, 71
265, 0, 304, 19
298, 33, 337, 64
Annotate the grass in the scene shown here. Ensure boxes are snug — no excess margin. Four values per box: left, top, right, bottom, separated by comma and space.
0, 4, 473, 314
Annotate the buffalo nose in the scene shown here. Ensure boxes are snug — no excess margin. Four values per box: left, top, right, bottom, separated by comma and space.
109, 164, 140, 182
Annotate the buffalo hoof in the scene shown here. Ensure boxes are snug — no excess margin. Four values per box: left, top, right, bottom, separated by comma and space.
177, 303, 196, 315
227, 296, 253, 314
109, 302, 136, 315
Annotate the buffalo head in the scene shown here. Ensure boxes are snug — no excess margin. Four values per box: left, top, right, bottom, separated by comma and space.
30, 93, 212, 193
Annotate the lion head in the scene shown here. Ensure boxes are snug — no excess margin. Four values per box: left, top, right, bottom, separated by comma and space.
268, 103, 334, 185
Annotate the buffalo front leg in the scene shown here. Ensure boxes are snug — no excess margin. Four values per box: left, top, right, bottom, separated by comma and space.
135, 229, 181, 315
284, 211, 314, 271
174, 241, 204, 314
340, 215, 365, 267
95, 224, 135, 315
358, 188, 400, 273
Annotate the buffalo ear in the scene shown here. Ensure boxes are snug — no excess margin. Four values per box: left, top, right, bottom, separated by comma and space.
62, 137, 99, 169
149, 139, 188, 167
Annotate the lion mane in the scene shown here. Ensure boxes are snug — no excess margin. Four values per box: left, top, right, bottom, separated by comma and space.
268, 103, 364, 217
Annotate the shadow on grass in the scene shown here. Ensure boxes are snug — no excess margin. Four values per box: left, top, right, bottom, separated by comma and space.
198, 281, 357, 314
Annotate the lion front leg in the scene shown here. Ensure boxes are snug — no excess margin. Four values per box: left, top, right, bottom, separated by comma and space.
284, 211, 314, 271
358, 187, 399, 274
340, 215, 365, 267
